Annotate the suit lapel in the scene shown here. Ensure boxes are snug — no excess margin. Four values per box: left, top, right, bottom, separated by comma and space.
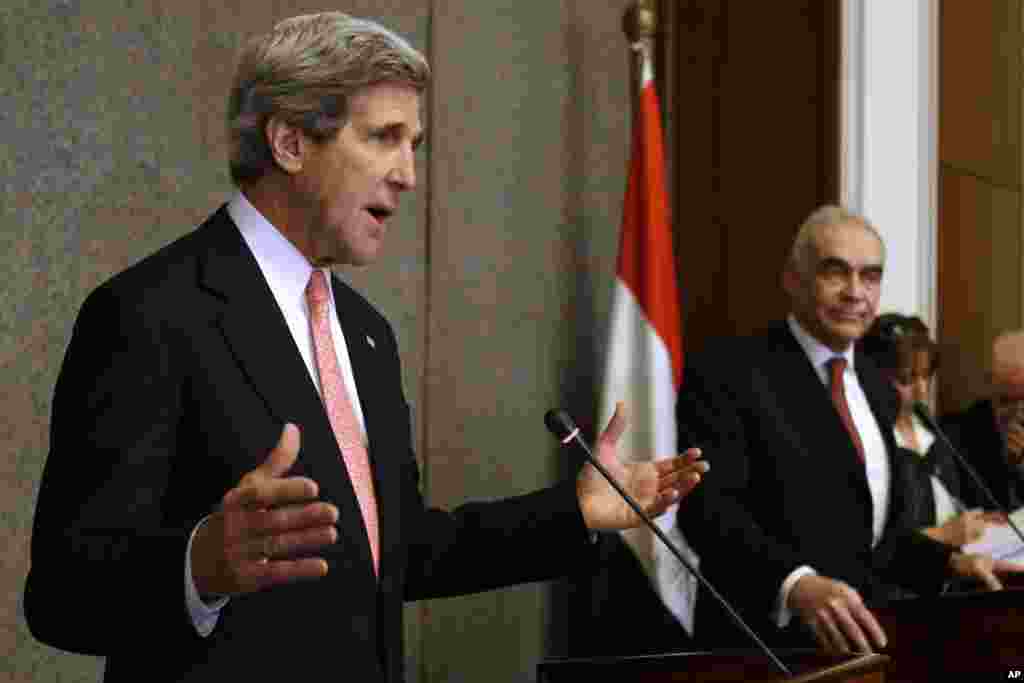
197, 210, 376, 576
766, 325, 873, 502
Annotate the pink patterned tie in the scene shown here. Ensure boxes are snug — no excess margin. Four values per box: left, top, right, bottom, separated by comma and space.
306, 270, 379, 575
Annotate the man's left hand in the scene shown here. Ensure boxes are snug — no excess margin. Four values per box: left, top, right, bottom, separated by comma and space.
576, 402, 708, 531
949, 552, 1024, 590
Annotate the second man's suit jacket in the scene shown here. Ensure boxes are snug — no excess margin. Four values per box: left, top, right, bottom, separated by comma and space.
940, 398, 1024, 511
675, 322, 953, 647
24, 208, 594, 682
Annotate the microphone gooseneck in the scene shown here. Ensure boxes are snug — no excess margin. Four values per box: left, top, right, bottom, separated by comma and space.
544, 409, 792, 678
912, 401, 1024, 548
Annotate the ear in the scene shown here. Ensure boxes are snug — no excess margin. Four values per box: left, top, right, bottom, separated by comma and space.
265, 117, 306, 175
782, 264, 800, 298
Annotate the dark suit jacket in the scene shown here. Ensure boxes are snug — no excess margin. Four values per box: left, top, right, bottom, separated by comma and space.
24, 208, 593, 682
675, 323, 953, 648
940, 399, 1024, 510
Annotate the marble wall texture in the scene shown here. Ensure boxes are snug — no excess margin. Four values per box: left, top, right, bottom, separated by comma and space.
2, 1, 634, 681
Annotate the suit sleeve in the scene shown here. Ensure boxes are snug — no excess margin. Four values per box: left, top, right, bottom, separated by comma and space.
366, 322, 596, 602
674, 353, 806, 616
24, 284, 201, 655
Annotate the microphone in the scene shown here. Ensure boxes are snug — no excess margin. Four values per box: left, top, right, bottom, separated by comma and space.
912, 401, 1024, 548
544, 409, 792, 678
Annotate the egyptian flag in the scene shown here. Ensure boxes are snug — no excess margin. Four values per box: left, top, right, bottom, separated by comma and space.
598, 43, 697, 634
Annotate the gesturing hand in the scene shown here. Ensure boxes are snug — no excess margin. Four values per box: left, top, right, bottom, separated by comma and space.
191, 423, 339, 598
576, 402, 708, 531
789, 575, 887, 653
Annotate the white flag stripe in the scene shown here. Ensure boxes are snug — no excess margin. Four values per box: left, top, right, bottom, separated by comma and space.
599, 280, 699, 633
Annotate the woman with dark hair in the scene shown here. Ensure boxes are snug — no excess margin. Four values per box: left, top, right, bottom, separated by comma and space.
861, 313, 1002, 547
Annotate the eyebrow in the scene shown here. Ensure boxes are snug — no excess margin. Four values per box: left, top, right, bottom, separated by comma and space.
818, 257, 883, 274
369, 121, 425, 150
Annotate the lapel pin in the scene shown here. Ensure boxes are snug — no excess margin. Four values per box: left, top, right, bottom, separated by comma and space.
366, 334, 376, 349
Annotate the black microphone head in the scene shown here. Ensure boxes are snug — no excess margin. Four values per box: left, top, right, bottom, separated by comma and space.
544, 409, 578, 441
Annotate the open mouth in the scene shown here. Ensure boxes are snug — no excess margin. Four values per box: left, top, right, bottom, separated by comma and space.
365, 205, 394, 223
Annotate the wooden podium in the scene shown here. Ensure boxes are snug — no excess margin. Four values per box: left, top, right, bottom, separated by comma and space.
538, 650, 889, 682
871, 586, 1024, 682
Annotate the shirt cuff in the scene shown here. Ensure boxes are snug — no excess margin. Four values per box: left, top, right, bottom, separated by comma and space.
774, 565, 817, 628
185, 516, 229, 637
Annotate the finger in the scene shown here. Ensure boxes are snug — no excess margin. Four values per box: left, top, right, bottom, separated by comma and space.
245, 525, 338, 562
979, 568, 1003, 591
656, 472, 704, 501
654, 452, 708, 476
827, 600, 870, 653
655, 466, 705, 491
249, 501, 339, 536
227, 476, 320, 509
815, 608, 849, 653
259, 423, 303, 479
597, 401, 628, 447
806, 620, 834, 652
849, 603, 887, 650
245, 557, 330, 593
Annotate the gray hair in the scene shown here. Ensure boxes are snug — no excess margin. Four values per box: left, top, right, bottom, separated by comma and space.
787, 204, 885, 276
227, 12, 430, 185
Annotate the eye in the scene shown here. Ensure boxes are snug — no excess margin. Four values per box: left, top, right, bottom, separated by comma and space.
859, 268, 883, 286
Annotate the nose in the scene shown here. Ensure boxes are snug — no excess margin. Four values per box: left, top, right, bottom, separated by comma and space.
388, 144, 417, 191
841, 273, 867, 299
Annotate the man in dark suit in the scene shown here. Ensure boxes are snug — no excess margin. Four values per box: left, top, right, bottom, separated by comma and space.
941, 330, 1024, 512
675, 205, 1020, 653
23, 13, 707, 682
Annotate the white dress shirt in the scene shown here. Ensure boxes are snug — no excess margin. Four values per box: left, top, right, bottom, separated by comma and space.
185, 192, 369, 634
774, 315, 891, 626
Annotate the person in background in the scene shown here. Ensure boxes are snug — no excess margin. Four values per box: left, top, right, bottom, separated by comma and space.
859, 313, 1003, 547
940, 330, 1024, 512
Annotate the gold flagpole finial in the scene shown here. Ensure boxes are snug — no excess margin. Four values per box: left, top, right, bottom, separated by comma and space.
623, 0, 657, 45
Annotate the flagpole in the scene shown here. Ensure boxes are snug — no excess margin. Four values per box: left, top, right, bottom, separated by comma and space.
624, 0, 657, 92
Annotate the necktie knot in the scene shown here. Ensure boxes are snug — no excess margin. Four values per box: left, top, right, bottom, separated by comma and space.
827, 356, 847, 387
306, 269, 330, 308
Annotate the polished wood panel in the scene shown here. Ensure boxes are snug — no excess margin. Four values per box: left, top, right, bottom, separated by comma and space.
936, 0, 1024, 412
666, 1, 839, 353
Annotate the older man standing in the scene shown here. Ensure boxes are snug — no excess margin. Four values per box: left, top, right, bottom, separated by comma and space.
676, 205, 1020, 653
941, 331, 1024, 511
24, 13, 706, 683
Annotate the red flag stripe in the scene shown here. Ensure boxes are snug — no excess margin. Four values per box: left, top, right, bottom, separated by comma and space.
616, 79, 683, 389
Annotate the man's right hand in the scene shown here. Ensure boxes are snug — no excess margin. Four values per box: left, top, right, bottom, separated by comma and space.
191, 423, 339, 598
789, 574, 887, 653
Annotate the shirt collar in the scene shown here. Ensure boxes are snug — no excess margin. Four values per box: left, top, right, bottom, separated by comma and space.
228, 191, 331, 308
787, 314, 856, 375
